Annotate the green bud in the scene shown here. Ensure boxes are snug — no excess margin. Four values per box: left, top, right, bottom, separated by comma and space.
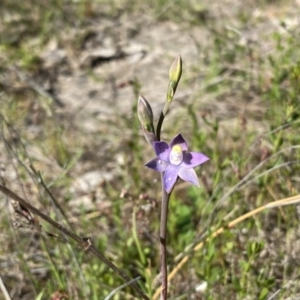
167, 55, 182, 102
137, 95, 155, 135
169, 55, 182, 83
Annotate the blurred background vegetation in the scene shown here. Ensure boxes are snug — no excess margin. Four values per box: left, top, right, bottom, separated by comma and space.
1, 0, 300, 299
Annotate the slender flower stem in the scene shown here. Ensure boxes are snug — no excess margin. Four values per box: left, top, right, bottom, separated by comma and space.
160, 173, 170, 300
156, 111, 165, 142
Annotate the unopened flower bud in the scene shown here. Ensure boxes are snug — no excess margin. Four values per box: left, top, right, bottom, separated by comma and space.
167, 55, 182, 102
169, 55, 182, 83
137, 95, 155, 143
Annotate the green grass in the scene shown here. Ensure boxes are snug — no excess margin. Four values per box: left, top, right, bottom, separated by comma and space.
1, 1, 300, 299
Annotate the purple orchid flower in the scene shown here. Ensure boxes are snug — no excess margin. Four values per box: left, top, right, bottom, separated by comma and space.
145, 133, 209, 193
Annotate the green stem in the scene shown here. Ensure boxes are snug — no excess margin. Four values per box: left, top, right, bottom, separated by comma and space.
156, 112, 165, 142
156, 101, 172, 141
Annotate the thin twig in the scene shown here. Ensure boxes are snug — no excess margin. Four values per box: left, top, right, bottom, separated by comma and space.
198, 145, 300, 237
0, 275, 11, 300
0, 184, 149, 300
12, 66, 64, 107
104, 276, 141, 300
266, 274, 300, 300
31, 165, 90, 297
217, 146, 300, 208
237, 160, 300, 190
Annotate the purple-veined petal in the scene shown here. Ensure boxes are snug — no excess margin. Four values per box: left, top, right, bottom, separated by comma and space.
164, 164, 179, 193
178, 167, 200, 187
153, 141, 171, 161
169, 133, 188, 151
181, 152, 210, 168
145, 157, 169, 172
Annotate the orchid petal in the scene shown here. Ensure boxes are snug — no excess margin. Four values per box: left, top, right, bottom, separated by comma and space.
144, 133, 209, 193
178, 167, 200, 187
145, 158, 169, 172
181, 152, 210, 168
169, 133, 188, 151
153, 141, 171, 161
164, 164, 179, 193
